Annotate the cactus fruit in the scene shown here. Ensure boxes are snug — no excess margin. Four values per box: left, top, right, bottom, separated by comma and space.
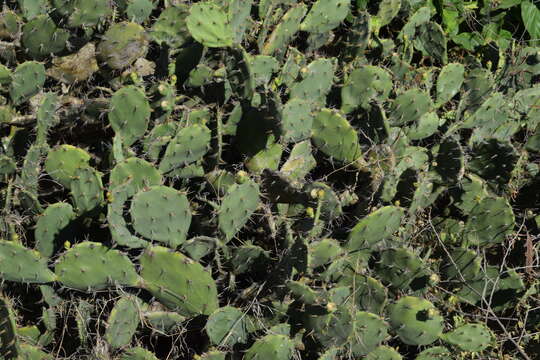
0, 240, 56, 283
139, 246, 218, 316
388, 296, 444, 346
55, 241, 139, 291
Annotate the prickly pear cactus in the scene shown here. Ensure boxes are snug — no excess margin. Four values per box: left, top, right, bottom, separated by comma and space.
0, 0, 538, 358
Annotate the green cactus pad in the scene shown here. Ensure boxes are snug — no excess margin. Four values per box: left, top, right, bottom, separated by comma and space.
98, 22, 149, 69
300, 0, 349, 34
120, 347, 159, 360
375, 248, 432, 291
70, 167, 104, 214
441, 323, 492, 352
365, 346, 402, 360
68, 0, 112, 27
186, 2, 233, 47
109, 157, 162, 197
442, 248, 481, 282
433, 137, 464, 184
464, 196, 514, 246
35, 202, 76, 257
159, 124, 211, 174
341, 65, 393, 113
109, 85, 151, 146
9, 61, 46, 105
55, 241, 139, 291
389, 88, 432, 126
218, 179, 260, 241
290, 58, 336, 106
312, 108, 361, 164
105, 296, 141, 349
263, 4, 307, 56
125, 0, 154, 23
281, 98, 314, 142
150, 5, 190, 47
468, 139, 518, 186
21, 15, 68, 59
0, 294, 18, 359
346, 206, 404, 251
0, 240, 56, 283
130, 185, 191, 247
415, 346, 451, 359
436, 63, 465, 106
139, 246, 218, 316
388, 296, 444, 346
206, 306, 248, 347
309, 238, 344, 269
244, 334, 295, 360
143, 311, 185, 335
45, 144, 91, 188
281, 141, 317, 184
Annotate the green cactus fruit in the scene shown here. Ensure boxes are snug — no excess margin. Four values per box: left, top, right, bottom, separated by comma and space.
9, 61, 45, 106
436, 63, 465, 106
35, 202, 75, 257
45, 144, 91, 188
388, 296, 444, 346
468, 139, 518, 186
415, 347, 451, 359
0, 294, 18, 359
365, 346, 402, 360
312, 108, 361, 164
143, 311, 185, 335
441, 323, 492, 352
139, 246, 218, 316
109, 85, 151, 147
130, 185, 191, 247
464, 196, 514, 246
109, 157, 162, 197
346, 206, 404, 252
442, 248, 481, 282
300, 0, 349, 34
126, 0, 155, 23
98, 22, 149, 69
281, 98, 314, 143
433, 137, 464, 184
55, 241, 139, 291
389, 88, 432, 126
206, 306, 248, 347
309, 238, 344, 269
120, 347, 159, 360
105, 296, 141, 349
244, 334, 295, 360
263, 4, 307, 56
186, 2, 233, 47
375, 248, 433, 292
159, 124, 211, 174
341, 65, 393, 113
70, 167, 104, 214
0, 240, 56, 283
281, 141, 317, 185
48, 43, 99, 84
218, 179, 260, 242
150, 5, 190, 47
290, 57, 336, 106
